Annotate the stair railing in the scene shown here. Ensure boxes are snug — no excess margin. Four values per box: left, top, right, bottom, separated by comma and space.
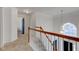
28, 26, 79, 51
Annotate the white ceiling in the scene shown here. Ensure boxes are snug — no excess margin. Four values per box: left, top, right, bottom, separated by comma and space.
17, 7, 79, 16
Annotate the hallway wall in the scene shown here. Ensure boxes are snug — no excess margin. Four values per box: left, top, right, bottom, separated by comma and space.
36, 12, 53, 32
0, 7, 3, 47
0, 7, 17, 47
2, 8, 12, 46
17, 17, 23, 32
11, 8, 17, 42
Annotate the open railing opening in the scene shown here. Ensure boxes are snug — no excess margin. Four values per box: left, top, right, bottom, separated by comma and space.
28, 26, 79, 51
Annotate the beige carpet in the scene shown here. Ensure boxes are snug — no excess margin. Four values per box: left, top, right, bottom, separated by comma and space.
0, 33, 33, 51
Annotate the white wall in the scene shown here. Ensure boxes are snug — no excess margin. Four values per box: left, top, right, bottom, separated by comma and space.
0, 7, 17, 47
2, 8, 12, 46
53, 11, 79, 36
0, 8, 3, 47
36, 12, 53, 32
17, 17, 23, 32
11, 8, 17, 42
24, 14, 31, 33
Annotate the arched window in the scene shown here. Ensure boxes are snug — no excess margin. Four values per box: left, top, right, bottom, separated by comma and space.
61, 23, 77, 36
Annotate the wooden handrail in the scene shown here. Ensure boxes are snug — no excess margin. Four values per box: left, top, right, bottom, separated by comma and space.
28, 27, 79, 42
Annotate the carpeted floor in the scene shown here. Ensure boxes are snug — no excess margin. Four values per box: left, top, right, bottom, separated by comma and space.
0, 33, 33, 51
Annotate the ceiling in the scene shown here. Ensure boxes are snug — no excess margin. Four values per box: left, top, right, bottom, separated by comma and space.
17, 7, 79, 16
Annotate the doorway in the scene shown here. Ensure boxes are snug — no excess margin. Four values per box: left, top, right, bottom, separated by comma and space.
22, 18, 25, 34
17, 16, 25, 37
